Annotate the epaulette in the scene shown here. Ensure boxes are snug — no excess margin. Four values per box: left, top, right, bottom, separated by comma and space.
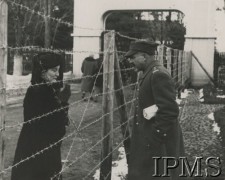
152, 67, 159, 74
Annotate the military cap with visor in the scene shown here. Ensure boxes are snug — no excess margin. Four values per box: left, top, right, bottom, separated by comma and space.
125, 40, 158, 58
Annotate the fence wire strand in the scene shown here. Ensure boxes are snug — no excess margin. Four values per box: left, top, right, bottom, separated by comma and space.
0, 6, 194, 177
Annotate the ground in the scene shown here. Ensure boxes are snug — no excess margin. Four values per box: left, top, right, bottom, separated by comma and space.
2, 84, 225, 180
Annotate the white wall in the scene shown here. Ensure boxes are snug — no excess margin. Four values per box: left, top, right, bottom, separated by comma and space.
73, 37, 100, 76
184, 38, 216, 86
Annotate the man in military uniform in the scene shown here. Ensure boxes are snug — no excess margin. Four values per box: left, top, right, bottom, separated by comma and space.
125, 41, 185, 180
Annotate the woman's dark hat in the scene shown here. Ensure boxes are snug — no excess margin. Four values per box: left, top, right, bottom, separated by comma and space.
38, 52, 61, 70
31, 52, 64, 87
125, 41, 159, 58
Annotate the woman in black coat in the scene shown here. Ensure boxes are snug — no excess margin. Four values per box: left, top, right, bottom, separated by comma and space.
11, 52, 71, 180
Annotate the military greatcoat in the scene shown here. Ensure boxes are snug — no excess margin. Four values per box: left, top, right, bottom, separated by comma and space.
128, 61, 185, 180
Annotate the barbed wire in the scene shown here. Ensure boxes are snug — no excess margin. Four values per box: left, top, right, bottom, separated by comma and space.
78, 97, 135, 131
1, 62, 191, 178
4, 67, 135, 91
3, 82, 137, 131
83, 87, 190, 180
7, 46, 103, 55
60, 36, 113, 172
0, 97, 136, 175
2, 63, 190, 94
3, 0, 193, 54
6, 0, 111, 32
82, 135, 130, 180
2, 60, 191, 96
115, 32, 188, 51
67, 77, 138, 180
80, 99, 136, 132
67, 123, 132, 180
3, 0, 190, 54
81, 82, 138, 180
6, 46, 191, 58
0, 2, 195, 179
76, 72, 190, 180
3, 45, 192, 57
59, 78, 138, 179
51, 115, 134, 180
66, 115, 88, 151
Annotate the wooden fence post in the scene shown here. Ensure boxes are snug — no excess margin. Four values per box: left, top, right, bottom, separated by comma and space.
100, 31, 115, 180
172, 49, 178, 85
182, 51, 186, 85
178, 50, 182, 86
0, 1, 7, 179
184, 51, 190, 87
114, 47, 131, 164
158, 44, 164, 65
188, 52, 192, 84
175, 49, 179, 86
166, 48, 172, 75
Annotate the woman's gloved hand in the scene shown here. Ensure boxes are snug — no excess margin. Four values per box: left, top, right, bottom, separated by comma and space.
58, 84, 71, 103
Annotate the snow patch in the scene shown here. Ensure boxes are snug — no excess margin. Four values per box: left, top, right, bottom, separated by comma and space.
6, 72, 72, 90
6, 74, 31, 89
176, 89, 192, 105
198, 89, 204, 102
208, 113, 215, 121
176, 98, 182, 105
217, 95, 225, 98
208, 112, 220, 135
93, 147, 127, 180
181, 89, 192, 99
212, 122, 220, 135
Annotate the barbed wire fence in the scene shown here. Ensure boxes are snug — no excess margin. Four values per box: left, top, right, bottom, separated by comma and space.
0, 0, 195, 180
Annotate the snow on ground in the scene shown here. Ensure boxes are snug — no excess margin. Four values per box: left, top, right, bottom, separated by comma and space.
93, 147, 128, 180
201, 87, 222, 135
6, 71, 73, 90
212, 122, 221, 135
217, 95, 225, 98
198, 89, 204, 102
208, 113, 215, 121
176, 98, 182, 105
208, 112, 221, 135
6, 74, 31, 89
181, 89, 192, 99
176, 89, 192, 105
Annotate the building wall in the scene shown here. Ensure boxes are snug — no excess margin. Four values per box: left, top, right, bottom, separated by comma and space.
184, 38, 216, 86
73, 37, 100, 76
72, 0, 216, 86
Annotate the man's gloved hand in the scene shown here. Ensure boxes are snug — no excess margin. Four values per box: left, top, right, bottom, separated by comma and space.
58, 84, 71, 103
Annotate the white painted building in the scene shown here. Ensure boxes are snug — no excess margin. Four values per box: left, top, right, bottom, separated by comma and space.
72, 0, 217, 86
